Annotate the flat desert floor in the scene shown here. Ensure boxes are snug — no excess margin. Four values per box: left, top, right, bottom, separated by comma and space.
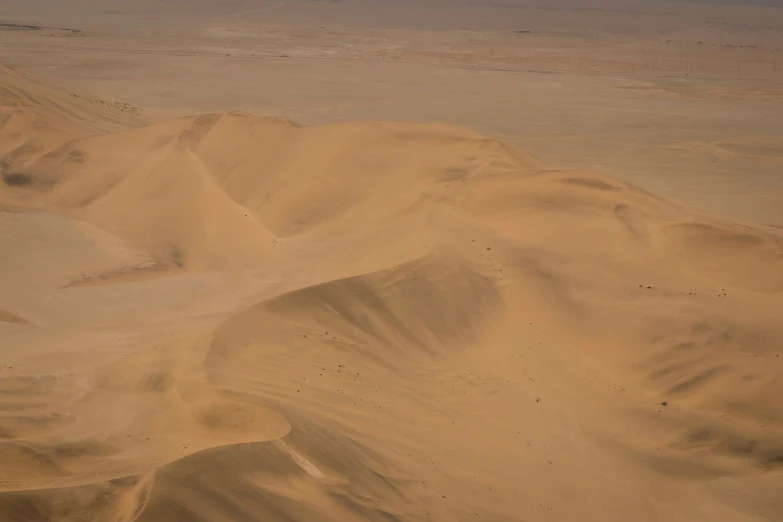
1, 1, 782, 521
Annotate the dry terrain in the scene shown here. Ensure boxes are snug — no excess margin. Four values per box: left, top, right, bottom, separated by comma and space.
1, 1, 783, 521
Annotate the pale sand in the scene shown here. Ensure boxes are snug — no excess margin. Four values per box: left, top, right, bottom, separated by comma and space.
2, 0, 783, 225
1, 1, 783, 520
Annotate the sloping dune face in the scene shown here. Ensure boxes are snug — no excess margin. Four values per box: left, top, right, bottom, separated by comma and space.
1, 65, 783, 522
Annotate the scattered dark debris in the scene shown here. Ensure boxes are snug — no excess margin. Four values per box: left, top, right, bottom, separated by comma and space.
661, 401, 668, 407
0, 22, 41, 31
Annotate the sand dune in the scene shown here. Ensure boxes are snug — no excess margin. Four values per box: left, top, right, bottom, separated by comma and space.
1, 63, 783, 522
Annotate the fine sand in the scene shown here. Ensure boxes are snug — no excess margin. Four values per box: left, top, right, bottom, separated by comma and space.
1, 1, 783, 520
2, 0, 783, 225
1, 61, 782, 522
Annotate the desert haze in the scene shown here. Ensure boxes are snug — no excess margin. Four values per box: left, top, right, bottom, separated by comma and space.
1, 1, 783, 521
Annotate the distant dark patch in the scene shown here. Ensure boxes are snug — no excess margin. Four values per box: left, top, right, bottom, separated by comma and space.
649, 360, 697, 380
673, 341, 698, 351
672, 222, 766, 247
0, 22, 41, 31
725, 437, 759, 456
146, 372, 169, 392
667, 366, 730, 395
1, 169, 56, 190
690, 322, 713, 335
702, 231, 767, 247
686, 429, 714, 445
441, 167, 468, 182
171, 248, 184, 268
615, 204, 649, 240
2, 172, 33, 187
760, 453, 783, 469
67, 149, 88, 163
